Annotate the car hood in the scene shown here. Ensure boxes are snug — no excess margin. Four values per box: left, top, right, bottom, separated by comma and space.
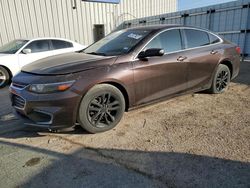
22, 52, 117, 75
0, 53, 13, 57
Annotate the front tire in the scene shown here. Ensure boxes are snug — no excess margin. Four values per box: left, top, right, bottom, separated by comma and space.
209, 64, 231, 94
0, 66, 10, 88
78, 84, 125, 133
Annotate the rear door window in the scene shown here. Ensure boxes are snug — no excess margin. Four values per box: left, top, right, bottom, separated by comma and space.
184, 29, 210, 48
145, 29, 182, 53
51, 40, 73, 50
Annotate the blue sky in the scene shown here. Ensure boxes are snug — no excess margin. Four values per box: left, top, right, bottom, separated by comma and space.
178, 0, 235, 11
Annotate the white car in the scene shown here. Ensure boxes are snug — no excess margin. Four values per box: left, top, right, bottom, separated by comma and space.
0, 38, 86, 87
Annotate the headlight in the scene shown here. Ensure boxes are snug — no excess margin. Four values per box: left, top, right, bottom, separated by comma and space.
28, 80, 75, 94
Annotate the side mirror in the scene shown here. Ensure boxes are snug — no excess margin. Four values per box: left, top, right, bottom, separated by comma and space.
138, 48, 165, 60
22, 48, 32, 54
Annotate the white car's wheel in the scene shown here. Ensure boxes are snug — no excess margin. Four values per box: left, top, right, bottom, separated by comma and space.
0, 66, 10, 88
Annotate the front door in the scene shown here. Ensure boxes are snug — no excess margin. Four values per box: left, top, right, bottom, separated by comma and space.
133, 29, 188, 105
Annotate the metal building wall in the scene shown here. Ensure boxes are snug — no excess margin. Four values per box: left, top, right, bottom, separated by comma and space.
122, 0, 250, 59
0, 0, 177, 46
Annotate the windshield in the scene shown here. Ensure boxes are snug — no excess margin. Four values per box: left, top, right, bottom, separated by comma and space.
84, 29, 151, 56
0, 40, 29, 54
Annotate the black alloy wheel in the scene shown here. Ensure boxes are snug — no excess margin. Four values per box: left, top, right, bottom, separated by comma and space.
209, 64, 231, 94
87, 93, 121, 128
215, 70, 230, 92
78, 84, 125, 133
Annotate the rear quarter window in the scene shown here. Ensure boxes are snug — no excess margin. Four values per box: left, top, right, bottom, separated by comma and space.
184, 29, 210, 48
209, 33, 221, 44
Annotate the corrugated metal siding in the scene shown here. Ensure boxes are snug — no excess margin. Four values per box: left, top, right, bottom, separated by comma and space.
0, 0, 177, 46
123, 0, 250, 59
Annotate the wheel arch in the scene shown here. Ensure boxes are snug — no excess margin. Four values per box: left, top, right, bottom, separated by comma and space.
0, 65, 13, 80
75, 80, 130, 125
100, 81, 130, 112
219, 59, 233, 79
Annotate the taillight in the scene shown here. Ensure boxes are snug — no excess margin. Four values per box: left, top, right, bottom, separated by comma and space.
236, 46, 241, 54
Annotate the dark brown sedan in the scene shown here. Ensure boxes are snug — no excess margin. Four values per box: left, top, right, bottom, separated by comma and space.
10, 25, 241, 133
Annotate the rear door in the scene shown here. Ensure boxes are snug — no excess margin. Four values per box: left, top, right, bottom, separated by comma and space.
133, 29, 188, 105
18, 40, 53, 68
181, 29, 222, 90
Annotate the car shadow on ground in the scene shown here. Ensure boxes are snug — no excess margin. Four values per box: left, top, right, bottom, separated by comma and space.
0, 85, 12, 117
0, 124, 87, 139
195, 61, 250, 95
233, 61, 250, 85
0, 140, 249, 188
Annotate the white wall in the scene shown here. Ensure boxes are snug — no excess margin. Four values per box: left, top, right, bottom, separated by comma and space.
0, 0, 177, 46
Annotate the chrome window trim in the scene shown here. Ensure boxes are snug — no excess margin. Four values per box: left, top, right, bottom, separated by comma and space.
133, 27, 223, 61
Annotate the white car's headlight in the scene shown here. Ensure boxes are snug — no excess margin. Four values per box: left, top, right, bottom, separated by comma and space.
28, 80, 75, 94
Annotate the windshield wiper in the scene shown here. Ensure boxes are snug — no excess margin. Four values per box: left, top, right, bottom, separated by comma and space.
86, 52, 107, 56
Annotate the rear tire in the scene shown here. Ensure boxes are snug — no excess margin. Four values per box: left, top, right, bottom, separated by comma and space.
78, 84, 125, 133
208, 64, 231, 94
0, 66, 10, 88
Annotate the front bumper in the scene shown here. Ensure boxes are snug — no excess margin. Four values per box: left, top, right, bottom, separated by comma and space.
9, 84, 82, 130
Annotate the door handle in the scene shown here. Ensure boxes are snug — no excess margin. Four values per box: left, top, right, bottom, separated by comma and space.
177, 56, 187, 62
210, 50, 218, 55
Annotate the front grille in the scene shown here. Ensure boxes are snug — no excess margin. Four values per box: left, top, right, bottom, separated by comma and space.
12, 94, 25, 109
12, 82, 28, 89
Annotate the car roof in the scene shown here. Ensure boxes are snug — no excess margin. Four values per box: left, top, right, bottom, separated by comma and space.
16, 37, 77, 43
125, 24, 212, 33
125, 24, 181, 32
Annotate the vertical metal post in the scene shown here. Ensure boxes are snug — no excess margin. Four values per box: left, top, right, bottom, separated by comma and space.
242, 4, 250, 62
208, 9, 212, 30
112, 4, 117, 28
0, 33, 2, 46
182, 13, 188, 26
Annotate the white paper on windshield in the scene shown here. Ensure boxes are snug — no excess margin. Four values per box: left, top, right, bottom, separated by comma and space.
128, 33, 143, 40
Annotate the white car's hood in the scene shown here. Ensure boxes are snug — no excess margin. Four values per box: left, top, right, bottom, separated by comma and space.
0, 54, 16, 63
0, 53, 20, 76
0, 53, 14, 57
